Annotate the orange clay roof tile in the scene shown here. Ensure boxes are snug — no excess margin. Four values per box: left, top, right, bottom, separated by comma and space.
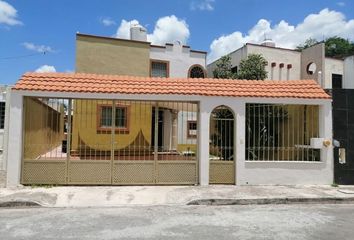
12, 72, 331, 99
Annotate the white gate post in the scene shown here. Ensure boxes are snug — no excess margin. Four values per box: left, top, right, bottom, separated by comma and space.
6, 92, 23, 187
198, 99, 211, 185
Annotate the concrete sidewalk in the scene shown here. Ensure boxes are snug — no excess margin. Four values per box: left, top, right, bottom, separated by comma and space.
1, 185, 354, 207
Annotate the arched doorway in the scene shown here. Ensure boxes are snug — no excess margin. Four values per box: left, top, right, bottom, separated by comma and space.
209, 106, 235, 184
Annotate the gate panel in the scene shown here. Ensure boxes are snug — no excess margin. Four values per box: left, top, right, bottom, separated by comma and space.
68, 99, 112, 184
156, 101, 198, 184
22, 97, 67, 184
112, 100, 155, 184
209, 106, 235, 184
113, 161, 155, 184
22, 98, 199, 185
22, 160, 66, 184
157, 161, 197, 184
209, 161, 234, 184
331, 89, 354, 184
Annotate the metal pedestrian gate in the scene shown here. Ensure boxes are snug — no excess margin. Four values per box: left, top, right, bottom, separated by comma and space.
21, 97, 198, 185
209, 106, 235, 184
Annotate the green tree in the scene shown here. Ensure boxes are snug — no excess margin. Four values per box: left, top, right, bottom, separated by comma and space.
212, 55, 237, 79
325, 36, 354, 58
237, 54, 268, 80
296, 38, 319, 50
296, 36, 354, 59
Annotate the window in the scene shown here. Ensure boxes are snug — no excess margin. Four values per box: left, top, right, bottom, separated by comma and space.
332, 74, 343, 89
231, 66, 238, 74
306, 62, 317, 75
98, 105, 129, 132
150, 60, 169, 77
0, 102, 4, 129
188, 65, 206, 78
187, 121, 197, 138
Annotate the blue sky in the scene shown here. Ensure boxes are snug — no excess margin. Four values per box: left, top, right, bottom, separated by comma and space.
1, 0, 354, 84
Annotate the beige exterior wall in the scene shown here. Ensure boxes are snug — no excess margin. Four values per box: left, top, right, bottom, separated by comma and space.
207, 45, 247, 77
76, 34, 150, 76
324, 58, 344, 89
247, 44, 301, 80
150, 44, 206, 78
207, 44, 301, 80
300, 43, 325, 86
344, 56, 354, 89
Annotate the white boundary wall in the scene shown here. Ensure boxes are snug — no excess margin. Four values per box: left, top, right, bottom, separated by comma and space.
6, 90, 333, 187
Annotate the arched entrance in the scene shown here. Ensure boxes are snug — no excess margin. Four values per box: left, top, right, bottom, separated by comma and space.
209, 106, 235, 184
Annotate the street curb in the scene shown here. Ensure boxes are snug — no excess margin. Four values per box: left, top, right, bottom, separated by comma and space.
0, 201, 41, 208
187, 197, 354, 205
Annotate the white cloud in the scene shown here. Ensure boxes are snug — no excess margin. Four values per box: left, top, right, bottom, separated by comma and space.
114, 15, 190, 45
337, 2, 345, 6
208, 8, 354, 63
115, 19, 139, 39
100, 17, 116, 26
0, 0, 22, 26
35, 65, 56, 73
22, 42, 54, 53
190, 0, 215, 11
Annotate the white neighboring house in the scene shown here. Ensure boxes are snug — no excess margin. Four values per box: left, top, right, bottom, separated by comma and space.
207, 41, 352, 89
0, 85, 11, 182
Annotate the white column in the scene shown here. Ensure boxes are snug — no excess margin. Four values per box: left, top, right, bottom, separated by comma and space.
198, 99, 211, 185
319, 100, 333, 183
230, 101, 246, 185
6, 92, 23, 187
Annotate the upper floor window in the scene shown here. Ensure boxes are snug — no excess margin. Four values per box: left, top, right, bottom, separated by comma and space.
150, 60, 169, 78
189, 65, 206, 78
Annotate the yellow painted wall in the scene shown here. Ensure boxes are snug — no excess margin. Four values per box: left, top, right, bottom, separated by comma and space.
71, 100, 152, 152
74, 34, 153, 154
76, 34, 150, 76
177, 144, 197, 153
24, 97, 65, 159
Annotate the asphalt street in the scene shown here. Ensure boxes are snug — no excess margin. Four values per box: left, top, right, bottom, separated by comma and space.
1, 204, 354, 239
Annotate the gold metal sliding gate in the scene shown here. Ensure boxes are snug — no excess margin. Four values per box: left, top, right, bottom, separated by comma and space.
209, 106, 235, 184
22, 97, 198, 185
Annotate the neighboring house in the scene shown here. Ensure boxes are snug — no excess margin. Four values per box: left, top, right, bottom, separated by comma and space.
0, 85, 11, 187
75, 26, 207, 157
207, 41, 349, 89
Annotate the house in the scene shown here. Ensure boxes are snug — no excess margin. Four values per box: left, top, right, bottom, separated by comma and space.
74, 26, 207, 159
6, 72, 333, 186
207, 41, 349, 89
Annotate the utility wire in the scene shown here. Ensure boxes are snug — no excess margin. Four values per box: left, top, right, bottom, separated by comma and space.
0, 51, 47, 60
